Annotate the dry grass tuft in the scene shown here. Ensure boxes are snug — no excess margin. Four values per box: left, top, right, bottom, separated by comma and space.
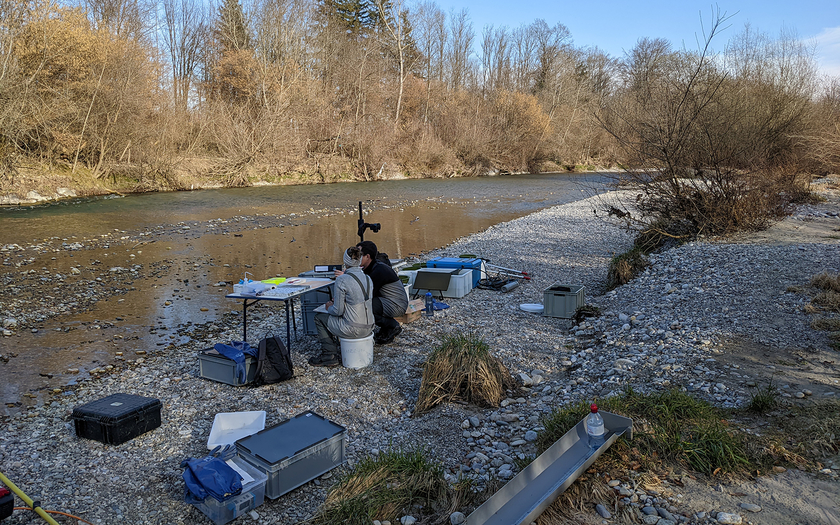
811, 317, 840, 331
812, 272, 840, 293
606, 248, 648, 289
307, 447, 461, 525
414, 332, 516, 416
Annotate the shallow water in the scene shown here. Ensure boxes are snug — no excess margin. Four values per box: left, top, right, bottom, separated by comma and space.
0, 173, 609, 414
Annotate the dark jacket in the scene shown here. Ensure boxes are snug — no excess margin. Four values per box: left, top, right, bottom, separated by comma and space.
363, 260, 409, 318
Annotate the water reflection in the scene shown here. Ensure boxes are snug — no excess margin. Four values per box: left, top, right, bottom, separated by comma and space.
0, 173, 608, 414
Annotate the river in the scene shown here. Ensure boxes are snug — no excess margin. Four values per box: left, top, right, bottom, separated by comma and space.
0, 173, 610, 415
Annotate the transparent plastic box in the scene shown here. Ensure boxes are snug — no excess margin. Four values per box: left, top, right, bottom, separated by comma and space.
191, 456, 267, 525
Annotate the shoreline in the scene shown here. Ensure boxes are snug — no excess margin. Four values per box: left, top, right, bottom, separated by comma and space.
1, 186, 839, 524
0, 166, 622, 207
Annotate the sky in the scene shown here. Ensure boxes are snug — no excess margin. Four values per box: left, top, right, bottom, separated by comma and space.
427, 0, 840, 78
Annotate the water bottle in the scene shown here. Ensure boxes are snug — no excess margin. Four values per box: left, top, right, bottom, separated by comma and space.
586, 403, 605, 449
424, 292, 435, 317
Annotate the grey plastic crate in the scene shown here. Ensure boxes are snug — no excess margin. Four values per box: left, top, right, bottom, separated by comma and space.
301, 303, 319, 336
198, 349, 257, 386
299, 286, 333, 307
542, 284, 585, 319
235, 411, 346, 499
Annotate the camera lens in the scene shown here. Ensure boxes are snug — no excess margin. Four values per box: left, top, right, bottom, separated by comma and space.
371, 223, 381, 232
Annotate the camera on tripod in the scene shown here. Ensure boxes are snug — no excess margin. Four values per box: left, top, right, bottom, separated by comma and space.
357, 202, 381, 240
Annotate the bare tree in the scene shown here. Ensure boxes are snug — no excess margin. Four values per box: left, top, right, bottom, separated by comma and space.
161, 0, 208, 109
446, 8, 472, 91
480, 24, 509, 94
80, 0, 155, 41
413, 1, 445, 125
599, 8, 820, 242
373, 0, 416, 129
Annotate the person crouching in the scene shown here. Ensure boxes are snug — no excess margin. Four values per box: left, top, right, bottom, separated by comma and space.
309, 246, 375, 367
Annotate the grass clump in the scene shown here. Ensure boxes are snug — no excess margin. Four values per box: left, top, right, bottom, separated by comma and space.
746, 379, 780, 413
538, 388, 749, 477
307, 447, 461, 525
810, 272, 840, 312
414, 332, 516, 416
606, 248, 648, 290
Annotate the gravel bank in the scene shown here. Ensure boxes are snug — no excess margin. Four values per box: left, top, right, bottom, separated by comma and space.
1, 186, 839, 525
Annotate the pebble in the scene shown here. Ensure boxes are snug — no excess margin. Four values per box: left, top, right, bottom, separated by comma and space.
739, 503, 762, 512
715, 512, 743, 524
595, 503, 611, 518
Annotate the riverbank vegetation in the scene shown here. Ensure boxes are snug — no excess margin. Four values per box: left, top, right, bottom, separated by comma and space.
0, 1, 837, 204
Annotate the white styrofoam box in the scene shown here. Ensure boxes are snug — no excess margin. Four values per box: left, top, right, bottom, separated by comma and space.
410, 268, 472, 299
207, 411, 267, 450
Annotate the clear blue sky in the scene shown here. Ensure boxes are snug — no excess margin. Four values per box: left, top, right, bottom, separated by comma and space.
427, 0, 840, 77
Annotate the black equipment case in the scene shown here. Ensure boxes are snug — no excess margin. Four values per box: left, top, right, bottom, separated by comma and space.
72, 393, 162, 445
0, 487, 12, 520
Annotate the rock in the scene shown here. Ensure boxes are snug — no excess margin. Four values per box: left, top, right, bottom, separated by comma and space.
642, 515, 660, 524
739, 503, 762, 513
524, 430, 538, 441
715, 512, 742, 524
400, 515, 416, 525
595, 503, 611, 518
450, 511, 466, 525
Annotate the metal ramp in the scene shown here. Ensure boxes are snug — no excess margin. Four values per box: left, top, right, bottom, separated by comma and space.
466, 411, 633, 525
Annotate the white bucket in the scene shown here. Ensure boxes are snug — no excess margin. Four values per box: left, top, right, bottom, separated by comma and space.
339, 334, 374, 369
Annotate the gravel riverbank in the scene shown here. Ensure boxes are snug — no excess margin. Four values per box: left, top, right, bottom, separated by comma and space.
1, 183, 839, 525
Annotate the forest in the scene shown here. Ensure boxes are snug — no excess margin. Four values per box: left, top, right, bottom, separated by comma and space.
0, 0, 838, 197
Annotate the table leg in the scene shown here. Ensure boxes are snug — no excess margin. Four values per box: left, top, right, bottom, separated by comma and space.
284, 300, 292, 350
242, 300, 249, 341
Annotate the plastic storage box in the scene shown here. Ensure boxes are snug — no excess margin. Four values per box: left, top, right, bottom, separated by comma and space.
191, 455, 267, 525
299, 286, 334, 336
542, 284, 585, 319
72, 393, 162, 445
410, 269, 472, 299
235, 411, 346, 499
198, 349, 257, 386
427, 257, 483, 288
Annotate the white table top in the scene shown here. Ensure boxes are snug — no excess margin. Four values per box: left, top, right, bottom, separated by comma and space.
225, 277, 333, 300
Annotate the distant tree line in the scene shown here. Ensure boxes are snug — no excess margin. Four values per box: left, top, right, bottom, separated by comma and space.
0, 0, 837, 198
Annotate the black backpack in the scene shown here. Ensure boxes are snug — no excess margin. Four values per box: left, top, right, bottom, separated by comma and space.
254, 336, 294, 384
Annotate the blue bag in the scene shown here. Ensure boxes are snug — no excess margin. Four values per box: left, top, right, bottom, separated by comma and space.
181, 449, 243, 504
213, 341, 257, 383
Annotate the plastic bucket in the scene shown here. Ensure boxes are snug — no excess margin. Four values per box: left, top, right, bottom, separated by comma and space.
339, 334, 374, 369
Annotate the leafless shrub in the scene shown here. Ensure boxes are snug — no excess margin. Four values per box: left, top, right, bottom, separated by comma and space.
598, 10, 820, 241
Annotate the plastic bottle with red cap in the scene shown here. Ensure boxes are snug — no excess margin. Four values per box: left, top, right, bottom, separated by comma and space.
586, 403, 605, 449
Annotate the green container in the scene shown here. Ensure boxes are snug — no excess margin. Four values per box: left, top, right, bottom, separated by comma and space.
542, 284, 585, 319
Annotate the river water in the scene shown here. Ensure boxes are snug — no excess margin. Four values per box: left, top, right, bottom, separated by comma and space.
0, 173, 609, 414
